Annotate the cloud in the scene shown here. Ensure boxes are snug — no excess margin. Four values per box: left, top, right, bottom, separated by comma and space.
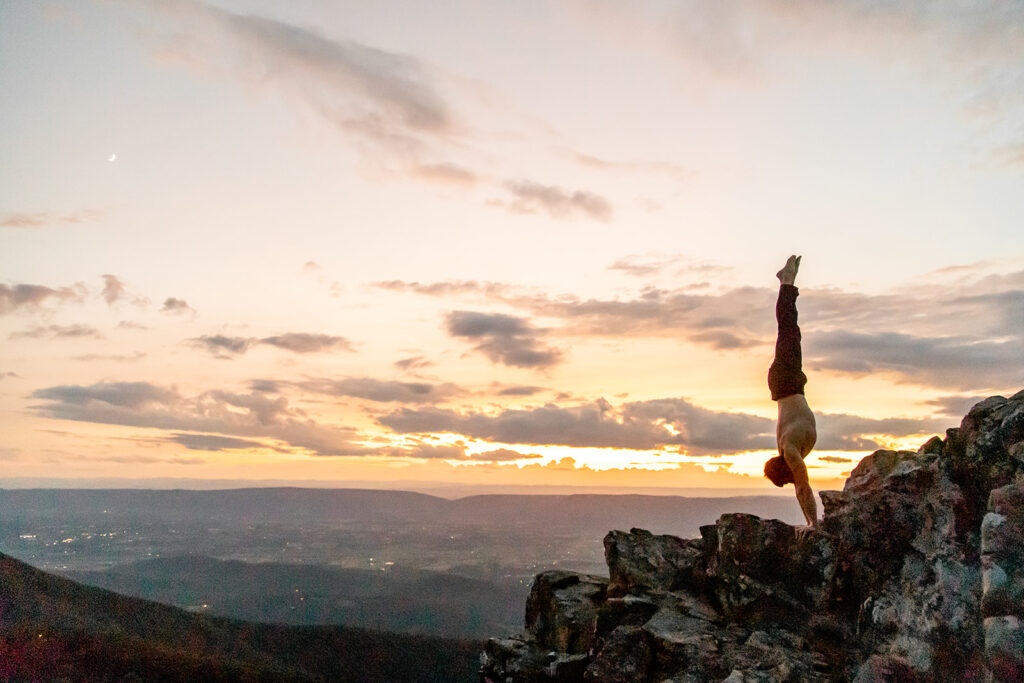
303, 261, 321, 272
168, 433, 269, 452
688, 330, 762, 350
118, 320, 150, 330
0, 447, 23, 461
0, 208, 104, 228
0, 282, 87, 314
446, 310, 562, 369
139, 2, 650, 221
496, 384, 545, 397
992, 142, 1024, 166
10, 324, 104, 340
249, 379, 282, 393
607, 255, 682, 278
374, 277, 772, 344
812, 412, 949, 450
144, 0, 452, 163
99, 274, 148, 307
101, 274, 127, 305
607, 254, 731, 279
374, 279, 515, 298
818, 455, 853, 464
374, 399, 720, 452
190, 333, 356, 357
379, 396, 950, 456
369, 263, 1024, 394
921, 394, 990, 418
160, 297, 194, 314
468, 448, 543, 462
97, 453, 206, 466
260, 333, 354, 353
384, 441, 466, 460
623, 398, 776, 454
190, 334, 254, 357
574, 1, 1024, 87
531, 267, 1024, 392
394, 355, 434, 372
497, 180, 613, 221
30, 381, 371, 456
297, 377, 462, 404
378, 278, 770, 351
34, 382, 179, 409
566, 150, 690, 180
378, 398, 707, 451
410, 162, 478, 184
73, 352, 147, 363
517, 285, 775, 352
808, 330, 1024, 391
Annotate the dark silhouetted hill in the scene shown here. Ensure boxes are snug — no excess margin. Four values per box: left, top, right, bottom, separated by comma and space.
0, 551, 481, 682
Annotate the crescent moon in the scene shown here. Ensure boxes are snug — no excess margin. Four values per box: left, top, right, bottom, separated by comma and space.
108, 154, 117, 162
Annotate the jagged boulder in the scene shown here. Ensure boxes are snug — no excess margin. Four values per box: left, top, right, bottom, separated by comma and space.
945, 393, 1024, 523
481, 391, 1024, 682
582, 625, 652, 682
525, 570, 608, 655
605, 528, 707, 597
820, 442, 981, 676
983, 480, 1024, 681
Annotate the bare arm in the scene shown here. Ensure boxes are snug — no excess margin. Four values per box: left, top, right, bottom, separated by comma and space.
783, 445, 818, 527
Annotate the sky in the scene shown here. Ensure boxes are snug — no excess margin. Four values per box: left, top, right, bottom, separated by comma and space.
2, 0, 1023, 493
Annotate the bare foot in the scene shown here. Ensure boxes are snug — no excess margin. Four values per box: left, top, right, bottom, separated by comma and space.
776, 255, 801, 285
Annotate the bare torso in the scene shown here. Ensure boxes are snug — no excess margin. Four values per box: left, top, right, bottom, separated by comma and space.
777, 394, 817, 457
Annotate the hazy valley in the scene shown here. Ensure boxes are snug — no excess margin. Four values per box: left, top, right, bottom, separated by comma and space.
0, 488, 803, 640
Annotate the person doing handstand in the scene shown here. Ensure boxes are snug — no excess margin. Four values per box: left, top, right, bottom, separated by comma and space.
763, 255, 819, 527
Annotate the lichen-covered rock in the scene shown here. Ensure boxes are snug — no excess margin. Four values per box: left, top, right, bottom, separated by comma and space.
480, 392, 1024, 683
604, 528, 705, 598
985, 616, 1024, 682
525, 570, 608, 655
851, 654, 922, 682
981, 480, 1024, 682
983, 481, 1024, 620
708, 513, 836, 622
820, 444, 983, 675
945, 390, 1024, 520
480, 637, 552, 683
842, 449, 922, 494
583, 625, 651, 682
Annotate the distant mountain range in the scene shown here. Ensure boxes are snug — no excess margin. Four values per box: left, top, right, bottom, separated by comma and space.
0, 550, 481, 682
0, 488, 803, 538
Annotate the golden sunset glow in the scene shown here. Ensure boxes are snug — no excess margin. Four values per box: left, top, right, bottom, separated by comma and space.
2, 1, 1023, 496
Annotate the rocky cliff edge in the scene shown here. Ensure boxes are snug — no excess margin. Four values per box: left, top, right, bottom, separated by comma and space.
480, 390, 1024, 682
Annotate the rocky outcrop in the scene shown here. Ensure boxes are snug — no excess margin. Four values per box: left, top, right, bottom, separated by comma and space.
480, 391, 1024, 682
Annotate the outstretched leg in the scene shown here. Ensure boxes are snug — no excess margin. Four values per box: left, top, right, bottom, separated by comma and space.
768, 256, 807, 402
